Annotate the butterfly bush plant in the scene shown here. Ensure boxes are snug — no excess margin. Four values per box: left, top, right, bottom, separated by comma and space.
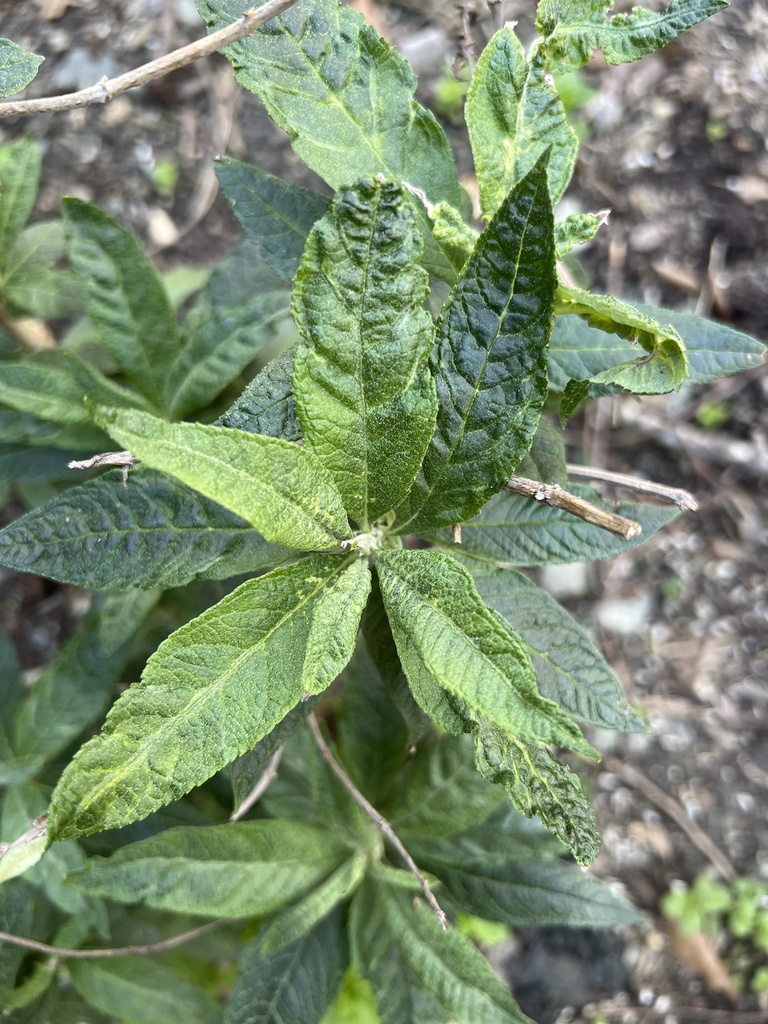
0, 1, 765, 1021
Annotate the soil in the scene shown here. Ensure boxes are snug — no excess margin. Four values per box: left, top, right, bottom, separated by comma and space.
1, 2, 767, 1022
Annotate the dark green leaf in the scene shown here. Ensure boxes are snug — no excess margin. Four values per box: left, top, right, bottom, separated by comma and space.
0, 138, 41, 256
397, 154, 556, 532
375, 548, 594, 756
350, 876, 530, 1024
0, 879, 35, 1004
0, 629, 23, 766
69, 820, 348, 919
514, 417, 567, 486
215, 346, 300, 441
0, 406, 106, 451
225, 908, 347, 1024
0, 40, 44, 97
69, 957, 222, 1024
293, 178, 437, 527
48, 554, 369, 839
196, 0, 461, 280
472, 567, 645, 731
215, 158, 330, 285
0, 468, 294, 590
429, 483, 680, 566
91, 405, 352, 551
414, 802, 561, 866
62, 198, 180, 409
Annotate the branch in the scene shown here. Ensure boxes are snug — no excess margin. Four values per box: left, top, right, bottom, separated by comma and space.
229, 746, 284, 822
565, 463, 698, 512
0, 921, 221, 959
307, 714, 448, 931
506, 475, 642, 539
0, 0, 301, 119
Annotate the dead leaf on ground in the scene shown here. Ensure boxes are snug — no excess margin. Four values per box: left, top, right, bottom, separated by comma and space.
669, 922, 739, 1000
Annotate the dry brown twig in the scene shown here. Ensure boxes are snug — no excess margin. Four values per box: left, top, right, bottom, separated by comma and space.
506, 475, 643, 539
565, 463, 699, 512
0, 921, 222, 959
307, 713, 448, 931
0, 0, 301, 119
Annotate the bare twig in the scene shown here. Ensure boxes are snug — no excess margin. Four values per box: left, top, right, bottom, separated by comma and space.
307, 714, 447, 931
229, 747, 284, 822
0, 816, 47, 860
565, 463, 699, 512
0, 0, 301, 119
0, 921, 221, 959
455, 3, 478, 73
486, 0, 504, 32
603, 757, 736, 883
507, 475, 642, 539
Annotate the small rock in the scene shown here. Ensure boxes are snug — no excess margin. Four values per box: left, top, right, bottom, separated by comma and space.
540, 562, 590, 599
146, 207, 179, 248
596, 592, 653, 635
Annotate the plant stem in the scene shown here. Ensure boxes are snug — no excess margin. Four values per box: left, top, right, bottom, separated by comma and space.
0, 0, 301, 119
229, 746, 284, 822
0, 921, 222, 959
565, 463, 699, 511
307, 713, 448, 931
506, 475, 643, 538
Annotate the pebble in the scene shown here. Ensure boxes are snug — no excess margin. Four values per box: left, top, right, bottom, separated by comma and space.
596, 593, 653, 635
540, 562, 591, 600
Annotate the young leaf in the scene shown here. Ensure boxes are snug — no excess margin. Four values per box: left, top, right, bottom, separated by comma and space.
196, 0, 461, 281
472, 566, 645, 732
62, 198, 180, 409
374, 548, 594, 757
0, 39, 44, 97
467, 28, 578, 220
535, 0, 729, 73
293, 178, 437, 528
0, 137, 41, 256
350, 876, 530, 1024
68, 820, 348, 919
214, 157, 330, 285
166, 242, 291, 419
554, 211, 603, 259
0, 468, 294, 591
12, 590, 159, 773
215, 345, 300, 441
69, 958, 222, 1024
225, 908, 348, 1024
397, 154, 556, 533
429, 483, 679, 567
90, 405, 352, 551
47, 554, 370, 839
473, 718, 600, 866
2, 221, 81, 319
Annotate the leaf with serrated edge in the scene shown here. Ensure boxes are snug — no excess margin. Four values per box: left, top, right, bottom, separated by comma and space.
0, 468, 293, 591
215, 346, 300, 441
429, 483, 679, 567
0, 40, 44, 98
472, 567, 645, 732
48, 554, 369, 839
91, 405, 351, 551
196, 0, 461, 281
535, 0, 728, 73
68, 820, 348, 919
350, 875, 530, 1024
467, 28, 577, 219
62, 198, 180, 409
215, 157, 330, 285
374, 548, 595, 757
226, 908, 348, 1024
0, 138, 41, 256
473, 717, 599, 866
397, 154, 556, 533
293, 178, 437, 528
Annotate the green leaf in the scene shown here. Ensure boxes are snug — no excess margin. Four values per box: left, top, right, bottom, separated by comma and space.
68, 820, 348, 919
11, 590, 159, 773
514, 417, 567, 486
0, 468, 294, 590
0, 405, 106, 451
260, 855, 368, 953
47, 554, 369, 839
388, 736, 505, 841
215, 346, 300, 441
397, 154, 556, 533
0, 138, 41, 259
167, 242, 291, 418
412, 840, 640, 927
374, 548, 594, 757
320, 968, 380, 1024
0, 879, 35, 1004
2, 221, 82, 319
196, 0, 461, 281
467, 28, 578, 220
554, 211, 603, 259
414, 803, 561, 866
293, 178, 437, 528
62, 198, 180, 409
0, 40, 44, 97
535, 0, 728, 72
91, 405, 352, 551
225, 908, 348, 1024
472, 567, 645, 731
429, 483, 680, 567
473, 719, 599, 866
215, 157, 330, 285
0, 629, 23, 770
350, 876, 530, 1024
0, 444, 90, 485
69, 958, 222, 1024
